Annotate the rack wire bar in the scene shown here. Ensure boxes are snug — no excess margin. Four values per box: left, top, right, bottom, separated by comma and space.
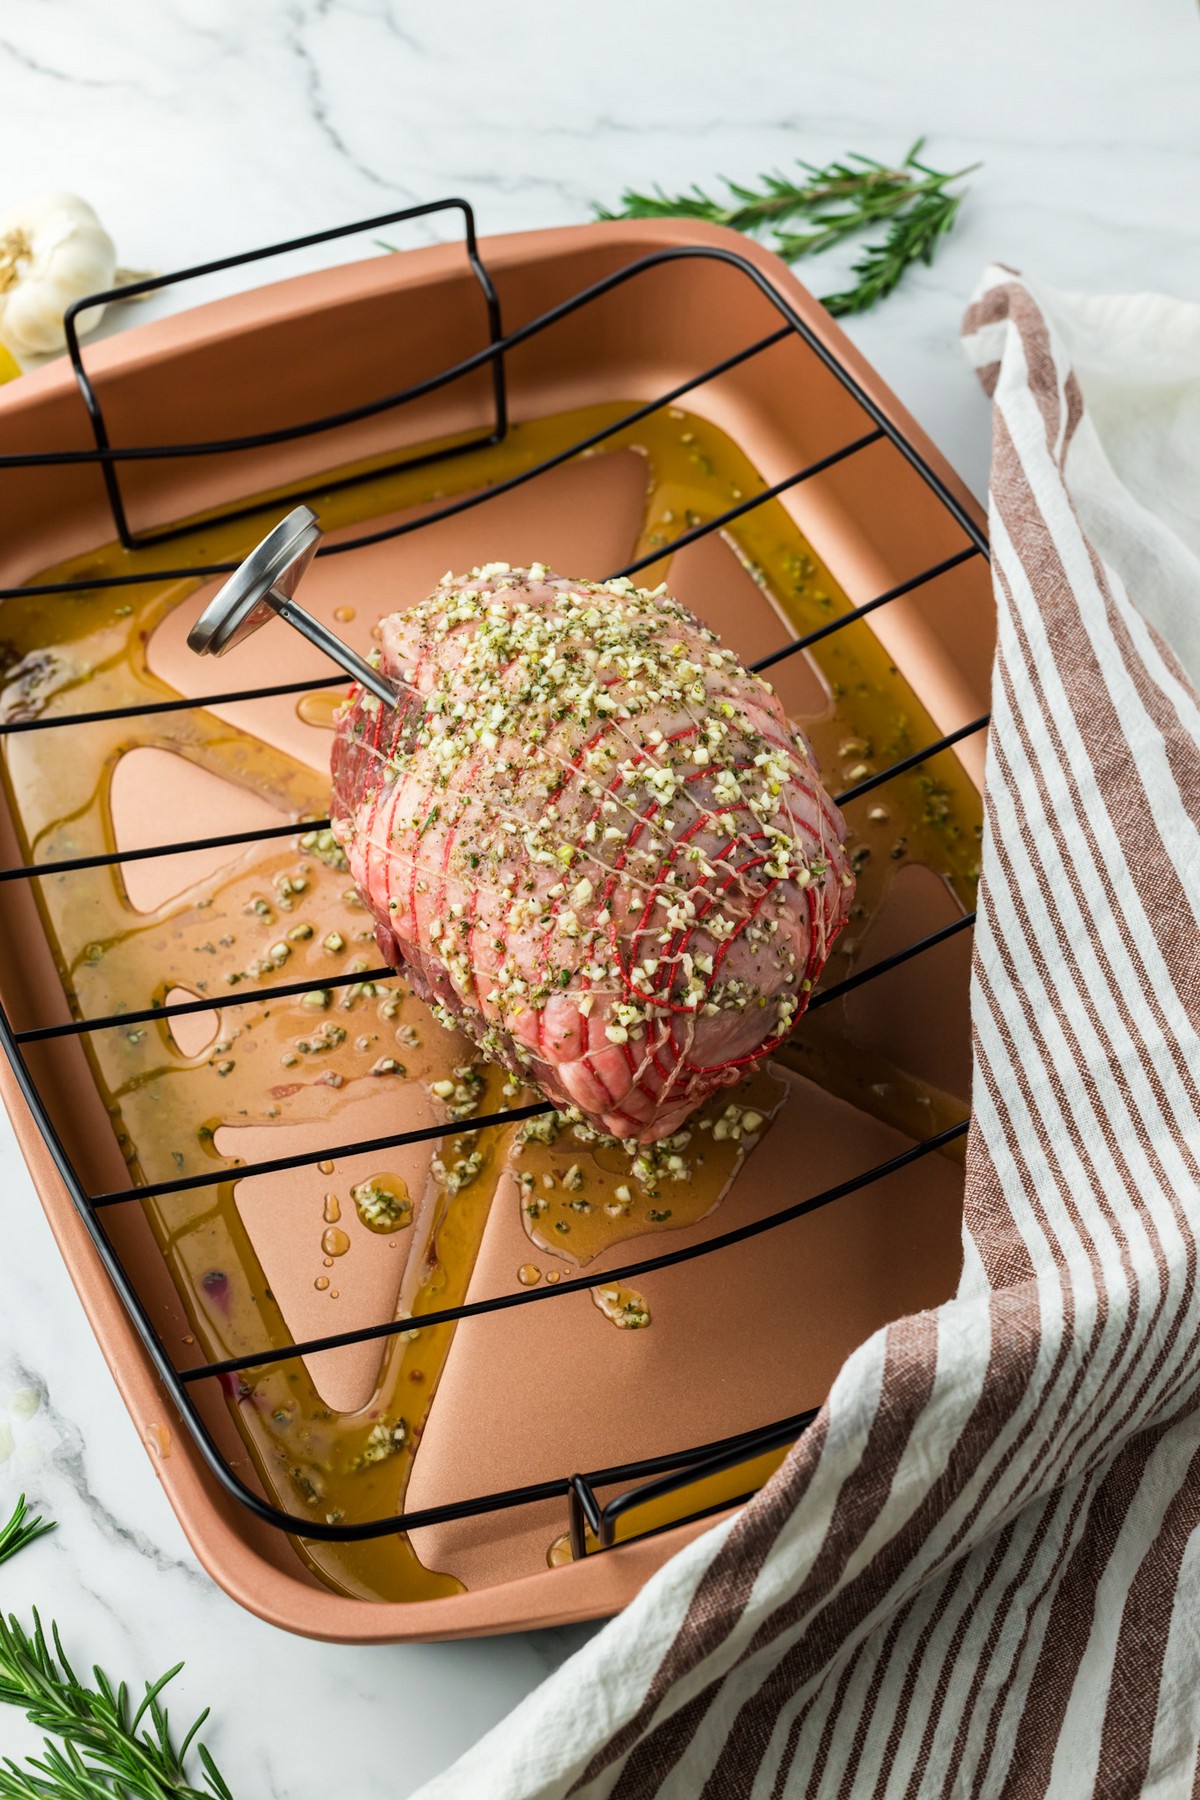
750, 545, 984, 676
174, 1118, 969, 1383
12, 965, 398, 1044
569, 1407, 820, 1556
835, 715, 990, 807
0, 816, 329, 883
90, 1099, 554, 1207
609, 428, 885, 581
807, 913, 977, 1013
0, 674, 347, 737
0, 203, 991, 1555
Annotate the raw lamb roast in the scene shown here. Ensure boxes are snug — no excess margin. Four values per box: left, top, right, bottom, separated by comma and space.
330, 563, 854, 1143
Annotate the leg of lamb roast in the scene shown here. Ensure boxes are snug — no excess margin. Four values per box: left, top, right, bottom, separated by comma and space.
331, 563, 854, 1143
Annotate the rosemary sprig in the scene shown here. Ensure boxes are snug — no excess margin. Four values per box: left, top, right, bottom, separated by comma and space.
594, 139, 978, 316
0, 1499, 53, 1572
0, 1494, 234, 1800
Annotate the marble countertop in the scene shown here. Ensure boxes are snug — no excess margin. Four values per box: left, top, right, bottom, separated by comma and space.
1, 1, 1198, 1792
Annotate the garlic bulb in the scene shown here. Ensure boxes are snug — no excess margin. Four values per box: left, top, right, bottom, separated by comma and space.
0, 192, 117, 358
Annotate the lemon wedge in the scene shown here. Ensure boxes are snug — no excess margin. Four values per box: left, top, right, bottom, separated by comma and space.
0, 340, 22, 385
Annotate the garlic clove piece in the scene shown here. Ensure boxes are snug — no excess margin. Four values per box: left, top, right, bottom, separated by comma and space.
0, 192, 117, 357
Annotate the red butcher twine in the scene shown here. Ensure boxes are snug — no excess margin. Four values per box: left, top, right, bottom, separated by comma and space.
331, 563, 854, 1143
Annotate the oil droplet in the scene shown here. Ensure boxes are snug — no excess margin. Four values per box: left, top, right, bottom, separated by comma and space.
297, 690, 347, 731
547, 1532, 573, 1568
314, 1276, 329, 1291
9, 1387, 40, 1421
329, 1289, 340, 1299
318, 1160, 335, 1175
333, 604, 356, 622
351, 1173, 413, 1233
323, 1193, 342, 1225
545, 1270, 562, 1284
322, 1226, 351, 1258
517, 1264, 541, 1286
591, 1284, 651, 1329
144, 1422, 172, 1459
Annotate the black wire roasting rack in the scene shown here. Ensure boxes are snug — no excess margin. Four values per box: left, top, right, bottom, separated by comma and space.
0, 199, 988, 1565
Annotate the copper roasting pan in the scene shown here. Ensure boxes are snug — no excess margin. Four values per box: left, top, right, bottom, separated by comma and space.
0, 214, 992, 1641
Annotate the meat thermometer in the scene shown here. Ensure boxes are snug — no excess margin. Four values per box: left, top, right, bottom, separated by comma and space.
186, 504, 399, 709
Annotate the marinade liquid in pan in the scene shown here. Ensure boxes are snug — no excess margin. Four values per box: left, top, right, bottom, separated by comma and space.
1, 403, 980, 1600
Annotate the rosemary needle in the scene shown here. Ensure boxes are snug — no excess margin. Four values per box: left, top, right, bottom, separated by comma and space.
0, 1494, 234, 1800
594, 138, 979, 316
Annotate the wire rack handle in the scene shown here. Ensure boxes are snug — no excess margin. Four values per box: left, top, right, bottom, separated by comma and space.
59, 197, 507, 551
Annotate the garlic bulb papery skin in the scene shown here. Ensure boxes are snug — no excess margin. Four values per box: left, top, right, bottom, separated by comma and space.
0, 192, 117, 358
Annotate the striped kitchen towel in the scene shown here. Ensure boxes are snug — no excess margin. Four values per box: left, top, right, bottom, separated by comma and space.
417, 267, 1200, 1799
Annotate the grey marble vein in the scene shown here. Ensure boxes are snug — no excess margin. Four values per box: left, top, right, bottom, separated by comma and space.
282, 0, 423, 202
0, 32, 134, 88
